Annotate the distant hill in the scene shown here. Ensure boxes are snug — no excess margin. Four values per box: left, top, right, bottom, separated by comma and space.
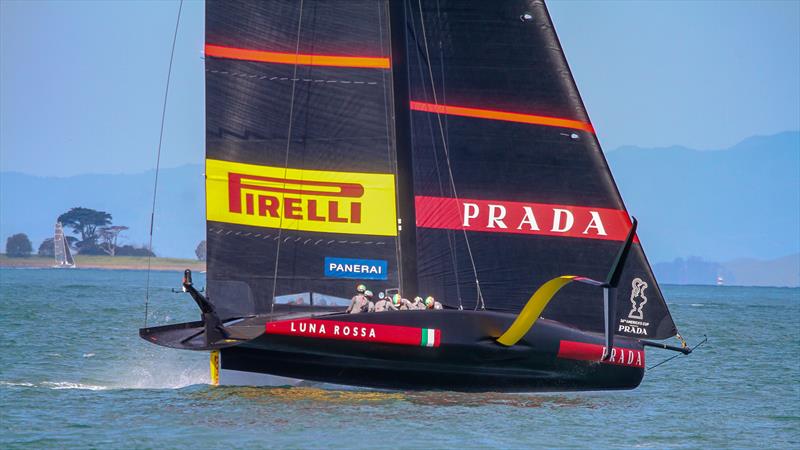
0, 165, 205, 259
606, 131, 799, 263
1, 132, 798, 285
653, 253, 799, 287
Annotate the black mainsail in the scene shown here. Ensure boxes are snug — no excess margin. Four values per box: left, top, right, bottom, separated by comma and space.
405, 1, 675, 339
205, 0, 401, 318
141, 0, 690, 392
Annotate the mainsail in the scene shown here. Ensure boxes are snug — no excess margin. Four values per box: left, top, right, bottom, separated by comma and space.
405, 1, 675, 339
205, 0, 400, 318
203, 0, 677, 340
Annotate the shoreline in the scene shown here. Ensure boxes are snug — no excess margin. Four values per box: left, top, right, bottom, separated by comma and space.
0, 255, 205, 272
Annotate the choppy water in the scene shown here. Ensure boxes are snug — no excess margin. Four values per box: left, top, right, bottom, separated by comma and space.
0, 268, 797, 448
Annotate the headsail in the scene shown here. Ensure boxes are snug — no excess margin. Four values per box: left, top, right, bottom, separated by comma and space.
204, 0, 399, 318
403, 1, 677, 339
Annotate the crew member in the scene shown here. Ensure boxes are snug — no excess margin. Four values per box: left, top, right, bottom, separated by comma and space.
346, 284, 370, 314
425, 296, 443, 310
363, 290, 376, 312
374, 292, 394, 312
408, 296, 425, 310
392, 293, 405, 310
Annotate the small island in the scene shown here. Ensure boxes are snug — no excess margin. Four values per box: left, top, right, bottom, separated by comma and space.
0, 254, 205, 272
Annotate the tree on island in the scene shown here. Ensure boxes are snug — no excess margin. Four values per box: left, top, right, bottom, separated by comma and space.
5, 233, 33, 257
38, 238, 55, 257
195, 240, 207, 261
115, 245, 155, 257
39, 236, 77, 257
58, 207, 112, 246
99, 226, 129, 256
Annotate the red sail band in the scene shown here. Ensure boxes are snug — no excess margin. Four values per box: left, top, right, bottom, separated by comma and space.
205, 44, 391, 69
410, 101, 595, 133
415, 196, 637, 242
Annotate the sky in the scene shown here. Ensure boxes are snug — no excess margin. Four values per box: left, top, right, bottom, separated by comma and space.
1, 0, 799, 176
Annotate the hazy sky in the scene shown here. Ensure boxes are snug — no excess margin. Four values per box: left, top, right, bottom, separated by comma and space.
1, 0, 798, 176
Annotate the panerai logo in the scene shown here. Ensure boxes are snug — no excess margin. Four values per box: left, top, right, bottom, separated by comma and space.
206, 159, 397, 236
324, 257, 388, 280
618, 277, 650, 335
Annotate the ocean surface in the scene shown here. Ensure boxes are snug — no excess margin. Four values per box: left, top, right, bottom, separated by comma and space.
1, 268, 797, 448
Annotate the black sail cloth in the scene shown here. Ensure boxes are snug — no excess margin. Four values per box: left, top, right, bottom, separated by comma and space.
203, 0, 677, 340
405, 0, 676, 339
205, 0, 400, 318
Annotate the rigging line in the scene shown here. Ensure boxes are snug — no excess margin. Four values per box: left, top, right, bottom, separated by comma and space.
407, 2, 462, 309
647, 335, 707, 371
434, 0, 461, 310
144, 0, 183, 328
378, 2, 403, 288
270, 0, 305, 320
416, 0, 484, 310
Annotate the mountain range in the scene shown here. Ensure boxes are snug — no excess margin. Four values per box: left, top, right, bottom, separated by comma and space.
1, 131, 798, 286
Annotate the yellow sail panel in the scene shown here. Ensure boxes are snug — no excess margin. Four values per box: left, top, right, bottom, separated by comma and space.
496, 276, 577, 346
206, 159, 397, 236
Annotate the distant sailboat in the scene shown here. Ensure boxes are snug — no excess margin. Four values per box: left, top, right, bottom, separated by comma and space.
53, 222, 76, 268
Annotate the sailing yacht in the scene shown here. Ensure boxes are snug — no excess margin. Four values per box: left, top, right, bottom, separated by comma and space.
142, 0, 692, 391
53, 222, 76, 268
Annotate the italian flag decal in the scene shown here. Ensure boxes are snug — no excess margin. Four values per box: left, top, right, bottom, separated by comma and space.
420, 328, 439, 347
265, 318, 441, 348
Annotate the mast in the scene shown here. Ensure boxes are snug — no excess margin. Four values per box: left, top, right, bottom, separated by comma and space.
389, 0, 418, 296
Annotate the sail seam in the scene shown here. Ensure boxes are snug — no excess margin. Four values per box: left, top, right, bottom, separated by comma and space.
206, 69, 379, 85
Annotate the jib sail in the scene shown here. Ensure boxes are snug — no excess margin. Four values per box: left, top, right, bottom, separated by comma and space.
205, 0, 400, 318
403, 1, 677, 339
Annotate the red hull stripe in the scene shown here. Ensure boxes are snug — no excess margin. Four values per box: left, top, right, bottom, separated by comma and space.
409, 101, 595, 133
265, 318, 440, 348
415, 196, 637, 242
205, 44, 391, 69
557, 340, 645, 368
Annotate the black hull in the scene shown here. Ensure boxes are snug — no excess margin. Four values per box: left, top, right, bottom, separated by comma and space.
142, 308, 645, 392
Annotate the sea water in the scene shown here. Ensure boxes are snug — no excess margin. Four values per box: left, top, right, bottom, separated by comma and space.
0, 268, 797, 448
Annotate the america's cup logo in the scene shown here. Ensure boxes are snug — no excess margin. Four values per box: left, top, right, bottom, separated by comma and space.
628, 278, 648, 320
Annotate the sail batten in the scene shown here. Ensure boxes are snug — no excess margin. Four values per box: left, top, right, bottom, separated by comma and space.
409, 101, 595, 133
205, 44, 392, 69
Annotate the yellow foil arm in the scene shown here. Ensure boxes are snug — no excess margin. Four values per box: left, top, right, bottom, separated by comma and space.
210, 350, 220, 386
496, 276, 577, 346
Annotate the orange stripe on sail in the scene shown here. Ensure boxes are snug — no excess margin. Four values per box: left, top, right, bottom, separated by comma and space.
409, 101, 595, 133
205, 44, 391, 69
